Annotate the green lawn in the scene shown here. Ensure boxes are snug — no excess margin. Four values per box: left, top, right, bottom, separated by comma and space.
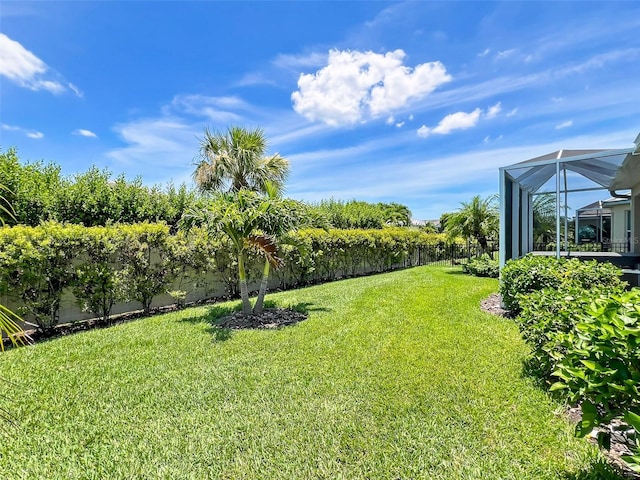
0, 266, 620, 479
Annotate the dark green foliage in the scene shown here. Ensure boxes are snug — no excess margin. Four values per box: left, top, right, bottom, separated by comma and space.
518, 285, 624, 380
551, 291, 640, 427
550, 291, 640, 472
461, 255, 499, 278
499, 256, 623, 313
445, 195, 498, 255
0, 147, 62, 225
0, 148, 201, 229
506, 255, 638, 472
308, 199, 411, 229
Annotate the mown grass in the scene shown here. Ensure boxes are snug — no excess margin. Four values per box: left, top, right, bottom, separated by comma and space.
0, 266, 621, 479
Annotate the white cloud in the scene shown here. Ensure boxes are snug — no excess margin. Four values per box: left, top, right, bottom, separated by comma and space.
396, 122, 405, 128
506, 107, 519, 117
2, 122, 43, 139
408, 114, 414, 121
485, 102, 502, 119
386, 115, 395, 125
484, 136, 490, 144
418, 108, 482, 138
556, 120, 573, 129
291, 49, 452, 126
0, 33, 77, 95
433, 108, 482, 134
478, 48, 491, 57
73, 129, 97, 138
552, 96, 565, 103
416, 125, 431, 138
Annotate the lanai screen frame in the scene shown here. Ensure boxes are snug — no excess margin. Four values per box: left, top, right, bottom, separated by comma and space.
499, 148, 634, 268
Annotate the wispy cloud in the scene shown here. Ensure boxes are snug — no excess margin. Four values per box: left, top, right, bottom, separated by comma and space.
485, 101, 502, 119
2, 122, 43, 139
478, 48, 491, 57
273, 51, 328, 70
0, 33, 80, 96
556, 120, 573, 129
495, 48, 516, 60
292, 49, 452, 126
288, 128, 638, 218
168, 94, 252, 123
73, 129, 97, 138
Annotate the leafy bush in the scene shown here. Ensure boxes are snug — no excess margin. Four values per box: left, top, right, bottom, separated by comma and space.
72, 226, 124, 322
517, 285, 625, 380
551, 290, 640, 427
0, 222, 82, 330
500, 256, 623, 313
550, 290, 640, 472
461, 255, 499, 278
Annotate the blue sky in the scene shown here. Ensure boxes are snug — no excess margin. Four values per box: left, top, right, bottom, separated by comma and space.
1, 1, 639, 221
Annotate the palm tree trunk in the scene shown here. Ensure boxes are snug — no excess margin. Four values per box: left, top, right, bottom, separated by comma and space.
253, 260, 270, 315
237, 252, 252, 316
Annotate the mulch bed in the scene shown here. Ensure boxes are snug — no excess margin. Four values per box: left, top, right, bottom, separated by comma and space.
480, 292, 514, 318
215, 308, 307, 330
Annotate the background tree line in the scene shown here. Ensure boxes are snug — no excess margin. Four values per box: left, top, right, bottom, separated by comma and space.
0, 147, 412, 231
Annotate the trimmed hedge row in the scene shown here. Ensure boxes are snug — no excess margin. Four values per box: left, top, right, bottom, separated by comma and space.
0, 223, 455, 330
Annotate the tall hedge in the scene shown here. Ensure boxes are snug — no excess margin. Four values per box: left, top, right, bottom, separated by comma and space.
0, 223, 456, 329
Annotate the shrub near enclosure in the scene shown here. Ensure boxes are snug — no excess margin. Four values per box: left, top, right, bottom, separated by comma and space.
502, 255, 640, 472
499, 255, 623, 313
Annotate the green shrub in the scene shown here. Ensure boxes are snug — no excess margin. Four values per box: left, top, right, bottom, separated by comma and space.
500, 256, 623, 313
517, 284, 625, 381
0, 222, 82, 330
72, 226, 124, 323
551, 290, 640, 427
462, 255, 499, 278
550, 290, 640, 471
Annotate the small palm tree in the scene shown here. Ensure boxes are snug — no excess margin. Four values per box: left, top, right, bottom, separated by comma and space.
194, 126, 289, 195
183, 189, 276, 315
445, 195, 499, 257
251, 183, 320, 315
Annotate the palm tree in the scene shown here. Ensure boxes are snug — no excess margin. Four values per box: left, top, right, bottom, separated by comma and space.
382, 202, 412, 227
251, 183, 320, 315
445, 195, 499, 257
532, 193, 556, 247
194, 126, 289, 195
182, 189, 276, 316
